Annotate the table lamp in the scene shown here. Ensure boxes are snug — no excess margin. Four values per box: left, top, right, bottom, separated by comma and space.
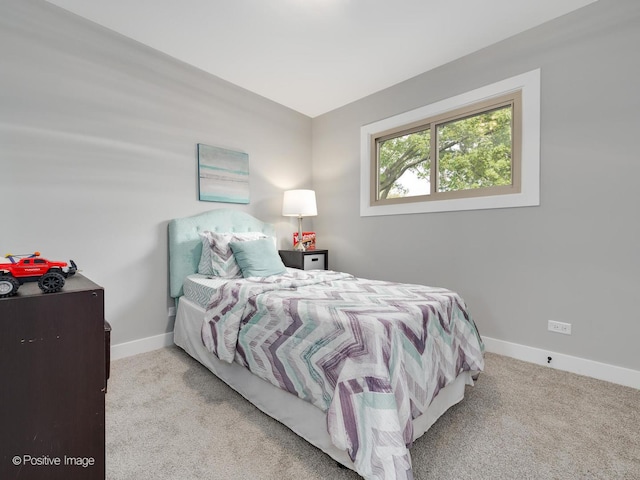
282, 189, 317, 251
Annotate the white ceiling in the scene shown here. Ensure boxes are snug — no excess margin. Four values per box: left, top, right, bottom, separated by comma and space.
44, 0, 596, 117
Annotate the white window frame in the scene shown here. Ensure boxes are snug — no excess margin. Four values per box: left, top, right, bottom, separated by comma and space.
360, 69, 540, 216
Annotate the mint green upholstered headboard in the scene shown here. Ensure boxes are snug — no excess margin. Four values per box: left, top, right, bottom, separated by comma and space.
168, 209, 276, 298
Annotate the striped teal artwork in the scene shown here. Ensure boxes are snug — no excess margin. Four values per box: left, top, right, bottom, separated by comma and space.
198, 144, 249, 204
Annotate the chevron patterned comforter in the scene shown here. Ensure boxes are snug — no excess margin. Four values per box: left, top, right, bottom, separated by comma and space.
201, 269, 484, 480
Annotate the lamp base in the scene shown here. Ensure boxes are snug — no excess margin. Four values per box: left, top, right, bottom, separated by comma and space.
295, 216, 306, 251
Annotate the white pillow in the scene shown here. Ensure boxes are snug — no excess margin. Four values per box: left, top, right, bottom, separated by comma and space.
198, 231, 268, 277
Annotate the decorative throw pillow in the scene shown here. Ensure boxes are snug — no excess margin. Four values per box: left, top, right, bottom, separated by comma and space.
198, 231, 268, 277
229, 238, 287, 278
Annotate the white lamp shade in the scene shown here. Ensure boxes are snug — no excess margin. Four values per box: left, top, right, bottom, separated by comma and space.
282, 189, 317, 217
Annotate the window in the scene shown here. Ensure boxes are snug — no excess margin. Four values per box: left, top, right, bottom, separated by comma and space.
360, 70, 540, 216
374, 92, 521, 204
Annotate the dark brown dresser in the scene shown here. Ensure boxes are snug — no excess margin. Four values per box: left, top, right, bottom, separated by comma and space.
0, 274, 107, 480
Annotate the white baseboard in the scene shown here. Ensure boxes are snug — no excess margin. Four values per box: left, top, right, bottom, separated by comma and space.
109, 331, 639, 390
482, 336, 640, 390
110, 332, 174, 361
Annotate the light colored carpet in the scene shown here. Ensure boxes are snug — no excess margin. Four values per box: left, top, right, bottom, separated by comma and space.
106, 347, 639, 479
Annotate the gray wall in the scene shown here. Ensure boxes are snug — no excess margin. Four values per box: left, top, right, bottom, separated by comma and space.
1, 0, 312, 345
312, 0, 640, 371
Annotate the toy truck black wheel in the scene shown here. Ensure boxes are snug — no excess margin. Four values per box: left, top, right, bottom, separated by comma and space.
0, 275, 20, 298
38, 271, 65, 293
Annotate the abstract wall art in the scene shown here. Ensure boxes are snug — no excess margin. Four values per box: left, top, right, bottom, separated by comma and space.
197, 144, 249, 204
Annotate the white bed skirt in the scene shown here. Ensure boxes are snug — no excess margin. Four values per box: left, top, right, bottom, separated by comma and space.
173, 296, 472, 471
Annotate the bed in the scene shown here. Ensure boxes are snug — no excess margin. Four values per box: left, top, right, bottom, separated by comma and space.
169, 208, 484, 480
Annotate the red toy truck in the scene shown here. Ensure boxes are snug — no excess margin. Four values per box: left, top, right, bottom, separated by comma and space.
0, 252, 77, 298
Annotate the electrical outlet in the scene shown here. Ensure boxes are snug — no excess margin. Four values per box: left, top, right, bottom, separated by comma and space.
548, 320, 571, 335
167, 307, 177, 317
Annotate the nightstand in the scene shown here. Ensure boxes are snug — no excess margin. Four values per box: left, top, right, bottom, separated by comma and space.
279, 249, 328, 270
